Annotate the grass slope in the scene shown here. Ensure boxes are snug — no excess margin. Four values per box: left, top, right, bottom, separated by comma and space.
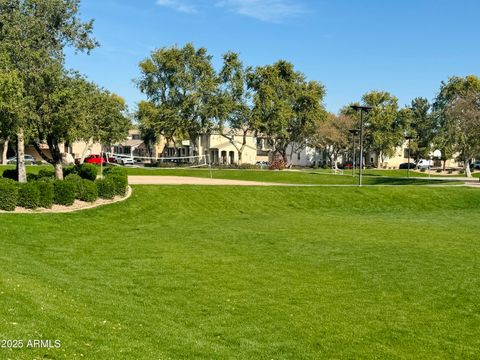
124, 168, 459, 185
0, 186, 479, 359
1, 165, 475, 184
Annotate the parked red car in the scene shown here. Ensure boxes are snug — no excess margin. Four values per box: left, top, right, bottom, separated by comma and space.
84, 155, 107, 165
78, 154, 116, 165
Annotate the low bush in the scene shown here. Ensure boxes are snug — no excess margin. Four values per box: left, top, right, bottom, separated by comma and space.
77, 163, 98, 181
63, 166, 77, 178
53, 180, 76, 206
65, 173, 83, 197
239, 163, 257, 170
18, 182, 40, 209
0, 178, 19, 211
38, 169, 55, 179
108, 174, 128, 196
36, 180, 54, 209
27, 173, 39, 181
2, 169, 17, 181
147, 161, 178, 168
96, 177, 116, 199
103, 167, 128, 196
103, 166, 127, 178
77, 179, 98, 202
269, 158, 286, 171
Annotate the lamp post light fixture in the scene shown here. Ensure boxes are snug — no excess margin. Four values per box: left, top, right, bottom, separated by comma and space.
405, 135, 413, 178
349, 129, 360, 177
350, 105, 372, 186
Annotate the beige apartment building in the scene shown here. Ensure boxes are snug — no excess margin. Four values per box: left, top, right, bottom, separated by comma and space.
113, 129, 258, 165
371, 140, 461, 169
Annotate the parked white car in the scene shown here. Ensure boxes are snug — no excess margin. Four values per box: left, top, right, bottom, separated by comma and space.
115, 156, 135, 166
416, 159, 433, 169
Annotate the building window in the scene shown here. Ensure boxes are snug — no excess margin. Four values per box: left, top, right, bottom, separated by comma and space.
298, 152, 301, 160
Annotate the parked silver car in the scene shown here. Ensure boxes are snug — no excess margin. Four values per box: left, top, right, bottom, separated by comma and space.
6, 155, 37, 165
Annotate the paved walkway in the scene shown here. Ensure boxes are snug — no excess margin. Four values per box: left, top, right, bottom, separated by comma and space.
128, 176, 285, 186
128, 176, 478, 188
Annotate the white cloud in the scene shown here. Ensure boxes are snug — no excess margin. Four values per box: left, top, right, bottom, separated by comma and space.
216, 0, 304, 23
156, 0, 197, 14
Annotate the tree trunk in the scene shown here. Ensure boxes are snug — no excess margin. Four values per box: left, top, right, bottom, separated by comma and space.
16, 130, 27, 183
280, 148, 288, 166
465, 160, 472, 178
46, 136, 64, 180
1, 139, 8, 165
79, 138, 94, 164
55, 161, 64, 180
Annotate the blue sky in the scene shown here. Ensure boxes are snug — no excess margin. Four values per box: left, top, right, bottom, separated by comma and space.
65, 0, 479, 113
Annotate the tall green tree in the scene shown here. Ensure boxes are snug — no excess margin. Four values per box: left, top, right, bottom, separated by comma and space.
408, 97, 436, 160
77, 90, 130, 164
137, 43, 218, 156
444, 91, 480, 177
217, 51, 256, 164
309, 113, 354, 168
0, 0, 98, 182
247, 60, 326, 165
0, 69, 24, 164
136, 101, 162, 158
31, 73, 129, 179
433, 75, 480, 177
343, 91, 402, 166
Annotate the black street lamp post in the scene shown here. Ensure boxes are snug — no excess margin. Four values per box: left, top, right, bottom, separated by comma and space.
350, 105, 372, 186
349, 129, 360, 177
405, 135, 413, 178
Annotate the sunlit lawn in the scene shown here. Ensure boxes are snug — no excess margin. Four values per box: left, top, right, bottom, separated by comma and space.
0, 186, 479, 358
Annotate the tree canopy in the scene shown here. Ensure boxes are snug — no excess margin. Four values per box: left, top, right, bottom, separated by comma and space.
247, 60, 326, 163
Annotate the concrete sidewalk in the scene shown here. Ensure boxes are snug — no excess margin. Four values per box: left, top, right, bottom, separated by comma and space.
128, 176, 284, 186
128, 176, 478, 188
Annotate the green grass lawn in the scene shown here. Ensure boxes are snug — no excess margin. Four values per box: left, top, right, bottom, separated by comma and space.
1, 165, 475, 185
123, 167, 460, 185
0, 186, 479, 359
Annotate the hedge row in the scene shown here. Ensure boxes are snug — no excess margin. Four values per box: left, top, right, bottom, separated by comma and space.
0, 166, 128, 211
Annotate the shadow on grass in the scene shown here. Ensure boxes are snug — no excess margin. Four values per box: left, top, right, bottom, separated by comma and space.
364, 177, 455, 185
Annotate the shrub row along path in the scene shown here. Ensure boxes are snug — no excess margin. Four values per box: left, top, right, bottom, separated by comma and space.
127, 175, 474, 187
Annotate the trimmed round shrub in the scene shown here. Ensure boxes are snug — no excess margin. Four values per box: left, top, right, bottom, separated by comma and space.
239, 163, 257, 170
108, 174, 128, 196
0, 178, 19, 211
103, 166, 127, 177
269, 157, 286, 171
78, 163, 98, 181
65, 173, 83, 197
96, 177, 116, 200
53, 180, 76, 206
27, 173, 39, 181
2, 169, 18, 181
38, 169, 55, 179
36, 179, 54, 209
103, 167, 128, 196
63, 165, 77, 178
18, 182, 40, 209
77, 179, 98, 202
